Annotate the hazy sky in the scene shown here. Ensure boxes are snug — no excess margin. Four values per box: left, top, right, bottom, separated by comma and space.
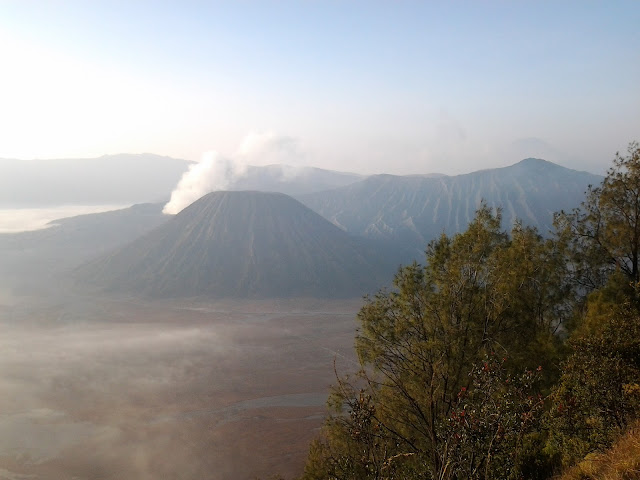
0, 1, 638, 175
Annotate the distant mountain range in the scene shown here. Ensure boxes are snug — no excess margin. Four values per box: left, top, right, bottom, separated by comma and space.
0, 157, 603, 299
76, 191, 393, 298
298, 158, 601, 258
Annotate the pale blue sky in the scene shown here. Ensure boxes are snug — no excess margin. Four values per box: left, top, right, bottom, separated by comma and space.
0, 1, 638, 174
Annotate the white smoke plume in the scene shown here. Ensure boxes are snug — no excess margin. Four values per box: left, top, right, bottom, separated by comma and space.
162, 151, 246, 214
163, 132, 304, 215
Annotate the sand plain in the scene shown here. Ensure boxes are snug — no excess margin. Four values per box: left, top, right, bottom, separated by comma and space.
0, 295, 362, 480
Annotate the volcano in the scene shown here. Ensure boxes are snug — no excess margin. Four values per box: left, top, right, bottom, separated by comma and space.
77, 191, 392, 298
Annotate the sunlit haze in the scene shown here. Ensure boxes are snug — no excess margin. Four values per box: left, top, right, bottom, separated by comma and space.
0, 1, 638, 175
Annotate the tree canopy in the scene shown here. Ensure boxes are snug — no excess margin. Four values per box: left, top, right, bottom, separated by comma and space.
555, 141, 640, 288
301, 206, 568, 479
290, 141, 640, 480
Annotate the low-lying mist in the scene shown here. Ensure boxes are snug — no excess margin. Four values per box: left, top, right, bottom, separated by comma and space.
0, 205, 129, 233
0, 297, 359, 480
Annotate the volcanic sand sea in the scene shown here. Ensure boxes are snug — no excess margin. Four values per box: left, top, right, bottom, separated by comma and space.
0, 295, 361, 480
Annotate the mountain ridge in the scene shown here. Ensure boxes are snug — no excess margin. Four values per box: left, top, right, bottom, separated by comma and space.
297, 158, 602, 260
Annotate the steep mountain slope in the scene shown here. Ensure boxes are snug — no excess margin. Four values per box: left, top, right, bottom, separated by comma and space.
298, 158, 601, 257
77, 191, 392, 298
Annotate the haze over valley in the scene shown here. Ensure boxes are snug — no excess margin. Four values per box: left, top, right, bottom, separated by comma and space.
0, 152, 603, 479
1, 2, 638, 479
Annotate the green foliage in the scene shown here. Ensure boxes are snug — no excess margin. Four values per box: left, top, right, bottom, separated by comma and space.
301, 205, 567, 479
554, 141, 640, 289
575, 270, 638, 336
545, 142, 640, 472
301, 381, 420, 480
297, 142, 640, 480
438, 355, 545, 480
547, 294, 640, 467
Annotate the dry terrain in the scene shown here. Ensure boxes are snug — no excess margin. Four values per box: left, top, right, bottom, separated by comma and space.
0, 294, 362, 479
